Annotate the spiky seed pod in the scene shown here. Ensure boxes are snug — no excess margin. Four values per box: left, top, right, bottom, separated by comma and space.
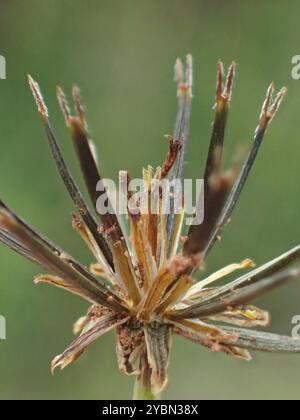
0, 56, 299, 400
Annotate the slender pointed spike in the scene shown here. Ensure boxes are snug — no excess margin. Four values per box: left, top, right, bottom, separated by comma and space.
174, 58, 184, 92
166, 56, 193, 254
58, 86, 102, 211
0, 229, 39, 264
28, 74, 48, 120
56, 85, 71, 126
173, 319, 252, 361
0, 203, 125, 313
51, 314, 128, 373
219, 327, 300, 353
28, 76, 114, 269
169, 267, 300, 320
72, 84, 85, 124
203, 83, 286, 258
59, 86, 127, 244
183, 63, 237, 258
192, 245, 300, 306
269, 87, 287, 121
216, 61, 224, 99
0, 199, 63, 257
204, 62, 235, 182
185, 54, 193, 97
259, 82, 274, 127
223, 62, 236, 100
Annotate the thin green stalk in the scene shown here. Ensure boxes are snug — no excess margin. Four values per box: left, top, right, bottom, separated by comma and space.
132, 350, 159, 400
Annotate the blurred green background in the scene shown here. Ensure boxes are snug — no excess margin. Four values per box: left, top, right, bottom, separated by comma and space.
0, 0, 300, 400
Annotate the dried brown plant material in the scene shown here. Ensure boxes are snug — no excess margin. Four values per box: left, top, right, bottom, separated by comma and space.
0, 57, 299, 400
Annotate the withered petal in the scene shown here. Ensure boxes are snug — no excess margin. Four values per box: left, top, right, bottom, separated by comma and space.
144, 323, 172, 395
183, 259, 255, 303
51, 313, 129, 373
172, 319, 251, 361
209, 305, 270, 328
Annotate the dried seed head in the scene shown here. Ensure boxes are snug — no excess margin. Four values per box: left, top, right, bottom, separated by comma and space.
0, 57, 298, 401
28, 74, 48, 119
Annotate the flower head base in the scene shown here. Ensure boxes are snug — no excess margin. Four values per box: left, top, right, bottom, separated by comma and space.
1, 56, 300, 400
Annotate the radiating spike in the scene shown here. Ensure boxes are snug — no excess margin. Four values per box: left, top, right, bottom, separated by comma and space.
51, 313, 128, 373
219, 326, 300, 353
166, 55, 193, 255
28, 75, 114, 269
190, 245, 300, 306
204, 83, 287, 258
56, 85, 141, 304
0, 202, 126, 313
183, 63, 236, 258
169, 266, 300, 320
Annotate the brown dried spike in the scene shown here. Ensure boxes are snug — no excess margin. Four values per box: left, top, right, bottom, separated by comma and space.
56, 87, 141, 304
28, 74, 48, 120
0, 204, 125, 313
144, 323, 172, 394
204, 62, 236, 183
174, 322, 251, 361
216, 61, 224, 99
204, 83, 287, 258
138, 255, 197, 320
72, 85, 85, 124
169, 266, 300, 321
219, 327, 300, 353
28, 77, 114, 269
51, 314, 128, 374
160, 135, 182, 179
223, 62, 236, 100
191, 245, 300, 307
183, 170, 235, 257
56, 85, 71, 125
258, 83, 287, 130
154, 275, 195, 315
166, 55, 193, 255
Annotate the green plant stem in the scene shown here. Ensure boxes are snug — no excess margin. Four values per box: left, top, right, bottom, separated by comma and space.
133, 377, 157, 400
132, 349, 160, 400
